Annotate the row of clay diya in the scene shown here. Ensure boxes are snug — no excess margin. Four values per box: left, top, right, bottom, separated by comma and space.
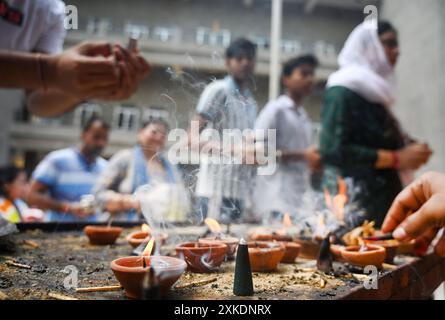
82, 223, 296, 271
82, 222, 299, 298
330, 221, 417, 267
249, 221, 419, 270
81, 221, 416, 298
82, 223, 241, 298
249, 232, 392, 270
176, 219, 303, 273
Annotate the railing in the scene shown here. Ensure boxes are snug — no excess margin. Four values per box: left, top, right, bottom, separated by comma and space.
67, 18, 340, 69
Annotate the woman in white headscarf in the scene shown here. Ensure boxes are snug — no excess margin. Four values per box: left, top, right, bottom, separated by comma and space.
319, 21, 432, 227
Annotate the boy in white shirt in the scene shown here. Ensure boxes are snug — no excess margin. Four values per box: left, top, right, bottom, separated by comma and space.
253, 55, 321, 218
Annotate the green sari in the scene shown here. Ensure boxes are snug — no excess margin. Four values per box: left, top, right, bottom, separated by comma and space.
320, 86, 406, 227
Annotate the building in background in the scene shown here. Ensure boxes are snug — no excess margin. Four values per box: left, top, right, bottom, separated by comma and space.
382, 0, 445, 173
5, 0, 376, 172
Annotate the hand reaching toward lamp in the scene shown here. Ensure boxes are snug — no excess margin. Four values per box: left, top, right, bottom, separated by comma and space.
382, 171, 445, 257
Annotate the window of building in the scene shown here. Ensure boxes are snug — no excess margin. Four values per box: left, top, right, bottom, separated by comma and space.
196, 27, 231, 47
152, 26, 177, 42
250, 36, 270, 50
113, 106, 140, 131
74, 103, 103, 128
86, 17, 112, 36
124, 22, 149, 39
142, 107, 169, 123
281, 40, 302, 54
314, 41, 337, 61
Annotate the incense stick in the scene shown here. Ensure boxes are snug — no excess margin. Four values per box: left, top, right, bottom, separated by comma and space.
75, 285, 122, 293
23, 239, 39, 249
5, 260, 31, 269
48, 292, 78, 300
363, 233, 394, 241
174, 277, 217, 290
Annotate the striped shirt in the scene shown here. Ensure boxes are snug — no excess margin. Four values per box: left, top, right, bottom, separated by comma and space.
32, 148, 107, 222
195, 76, 257, 215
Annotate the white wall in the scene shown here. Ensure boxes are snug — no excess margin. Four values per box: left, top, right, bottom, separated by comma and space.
382, 0, 445, 172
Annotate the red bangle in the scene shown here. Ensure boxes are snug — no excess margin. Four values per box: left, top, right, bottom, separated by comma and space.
392, 151, 400, 169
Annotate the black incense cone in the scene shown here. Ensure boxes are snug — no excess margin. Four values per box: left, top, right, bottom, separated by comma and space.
317, 234, 333, 273
233, 239, 254, 296
142, 266, 161, 300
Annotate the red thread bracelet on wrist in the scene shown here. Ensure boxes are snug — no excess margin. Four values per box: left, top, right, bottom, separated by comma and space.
36, 54, 47, 91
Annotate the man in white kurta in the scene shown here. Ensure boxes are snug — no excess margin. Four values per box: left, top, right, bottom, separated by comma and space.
253, 55, 321, 219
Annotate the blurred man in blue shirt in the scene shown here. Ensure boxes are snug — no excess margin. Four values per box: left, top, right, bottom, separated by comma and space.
28, 117, 109, 222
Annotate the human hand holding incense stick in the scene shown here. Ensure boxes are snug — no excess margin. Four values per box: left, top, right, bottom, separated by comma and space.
382, 171, 445, 257
0, 41, 150, 117
0, 42, 117, 94
101, 43, 151, 101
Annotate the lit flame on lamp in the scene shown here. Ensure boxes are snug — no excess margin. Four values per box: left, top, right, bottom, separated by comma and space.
277, 213, 292, 236
142, 238, 155, 268
141, 223, 152, 234
314, 215, 327, 239
204, 218, 222, 234
324, 176, 348, 222
283, 213, 292, 228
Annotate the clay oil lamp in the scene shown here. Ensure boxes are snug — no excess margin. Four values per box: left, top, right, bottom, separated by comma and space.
280, 242, 301, 264
295, 215, 327, 260
294, 237, 322, 260
341, 244, 386, 268
330, 244, 346, 262
363, 239, 398, 264
247, 241, 285, 272
250, 214, 300, 263
362, 233, 400, 264
126, 224, 168, 249
277, 214, 300, 263
363, 230, 416, 256
111, 238, 187, 299
175, 241, 228, 273
249, 213, 293, 242
198, 218, 239, 260
344, 228, 400, 263
84, 225, 123, 245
